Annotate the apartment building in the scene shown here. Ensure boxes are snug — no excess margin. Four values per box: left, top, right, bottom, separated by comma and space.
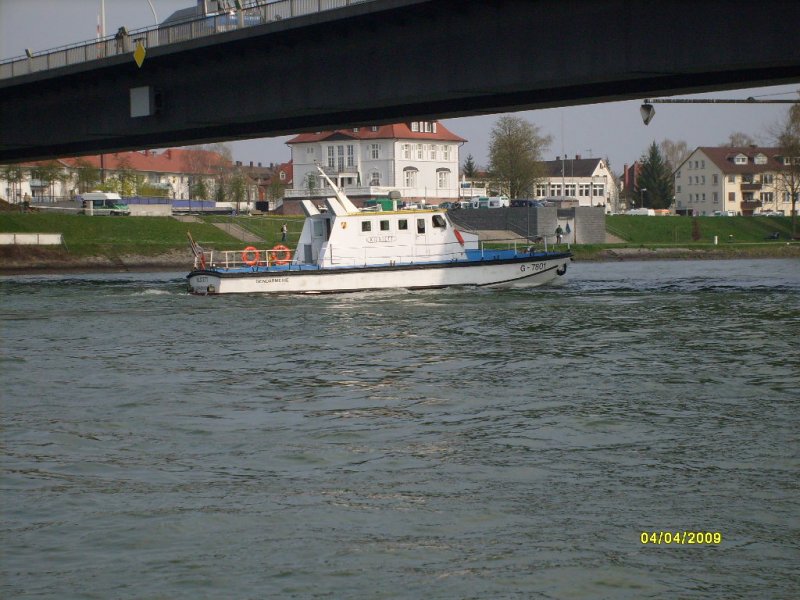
674, 146, 794, 216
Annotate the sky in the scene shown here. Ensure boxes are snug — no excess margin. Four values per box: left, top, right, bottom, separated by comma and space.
2, 0, 798, 173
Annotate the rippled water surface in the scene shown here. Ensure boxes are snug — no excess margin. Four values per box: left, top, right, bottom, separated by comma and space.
2, 259, 799, 599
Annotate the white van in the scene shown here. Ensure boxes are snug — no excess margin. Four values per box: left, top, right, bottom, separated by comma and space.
80, 192, 130, 216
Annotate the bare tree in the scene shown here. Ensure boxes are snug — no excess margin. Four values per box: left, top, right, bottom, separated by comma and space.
773, 100, 800, 237
724, 132, 757, 147
659, 139, 689, 172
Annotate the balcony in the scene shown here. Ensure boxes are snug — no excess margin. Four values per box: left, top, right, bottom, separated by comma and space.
741, 200, 762, 211
740, 182, 762, 192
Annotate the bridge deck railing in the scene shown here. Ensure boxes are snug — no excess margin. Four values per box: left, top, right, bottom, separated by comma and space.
0, 0, 371, 81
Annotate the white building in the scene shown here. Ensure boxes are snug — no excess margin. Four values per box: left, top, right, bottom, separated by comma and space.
286, 121, 466, 204
674, 146, 794, 216
535, 155, 619, 212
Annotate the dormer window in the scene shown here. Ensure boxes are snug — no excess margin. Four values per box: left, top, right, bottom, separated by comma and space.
734, 154, 748, 165
754, 153, 767, 165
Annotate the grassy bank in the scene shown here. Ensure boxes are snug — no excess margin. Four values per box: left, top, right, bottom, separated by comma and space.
0, 213, 304, 271
606, 214, 794, 244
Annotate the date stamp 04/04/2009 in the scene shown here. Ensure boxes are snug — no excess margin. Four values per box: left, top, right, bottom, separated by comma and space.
640, 531, 723, 545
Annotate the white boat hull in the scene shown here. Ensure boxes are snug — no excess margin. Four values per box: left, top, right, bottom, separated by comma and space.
187, 254, 571, 295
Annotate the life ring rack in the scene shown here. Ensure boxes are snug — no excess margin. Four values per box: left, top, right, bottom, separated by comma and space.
241, 246, 260, 266
272, 244, 292, 265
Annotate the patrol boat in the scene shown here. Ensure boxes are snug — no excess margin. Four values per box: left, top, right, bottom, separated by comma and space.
187, 168, 571, 295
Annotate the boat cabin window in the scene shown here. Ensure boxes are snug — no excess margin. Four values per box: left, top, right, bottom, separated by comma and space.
380, 220, 390, 231
362, 221, 372, 232
417, 218, 426, 234
432, 215, 447, 229
313, 220, 324, 237
398, 219, 408, 231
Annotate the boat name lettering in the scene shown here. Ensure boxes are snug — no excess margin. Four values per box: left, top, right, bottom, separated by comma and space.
195, 276, 208, 283
366, 235, 396, 244
520, 262, 546, 273
256, 277, 289, 284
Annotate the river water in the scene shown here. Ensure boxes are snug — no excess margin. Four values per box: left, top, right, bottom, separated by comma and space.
2, 259, 798, 599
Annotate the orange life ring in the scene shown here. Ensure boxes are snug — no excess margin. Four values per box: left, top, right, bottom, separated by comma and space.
241, 246, 260, 266
272, 244, 292, 265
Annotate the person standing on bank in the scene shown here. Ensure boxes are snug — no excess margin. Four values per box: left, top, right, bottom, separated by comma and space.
281, 223, 288, 242
555, 225, 563, 244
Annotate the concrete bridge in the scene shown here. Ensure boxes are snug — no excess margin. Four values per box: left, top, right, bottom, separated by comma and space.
2, 0, 799, 162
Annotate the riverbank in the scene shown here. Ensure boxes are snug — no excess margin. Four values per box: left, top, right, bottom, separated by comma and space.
2, 242, 798, 276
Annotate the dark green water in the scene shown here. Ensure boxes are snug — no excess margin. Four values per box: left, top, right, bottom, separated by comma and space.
2, 259, 798, 599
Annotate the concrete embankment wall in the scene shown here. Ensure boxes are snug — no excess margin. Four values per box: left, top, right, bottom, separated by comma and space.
448, 207, 605, 244
0, 233, 63, 245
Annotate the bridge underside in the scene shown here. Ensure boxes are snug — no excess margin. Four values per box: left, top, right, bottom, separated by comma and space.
2, 0, 799, 162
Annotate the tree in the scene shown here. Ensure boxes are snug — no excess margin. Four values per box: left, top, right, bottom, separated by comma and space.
462, 154, 479, 178
659, 139, 689, 172
30, 162, 62, 201
636, 141, 673, 209
724, 132, 757, 147
73, 158, 100, 193
774, 99, 800, 237
488, 115, 552, 198
1, 164, 25, 203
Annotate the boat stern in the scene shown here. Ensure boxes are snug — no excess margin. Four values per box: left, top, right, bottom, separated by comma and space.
187, 271, 222, 295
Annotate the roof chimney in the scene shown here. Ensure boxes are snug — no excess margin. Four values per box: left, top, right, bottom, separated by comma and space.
575, 154, 581, 160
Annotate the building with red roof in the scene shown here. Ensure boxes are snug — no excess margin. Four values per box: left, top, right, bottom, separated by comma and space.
2, 148, 243, 203
286, 120, 466, 206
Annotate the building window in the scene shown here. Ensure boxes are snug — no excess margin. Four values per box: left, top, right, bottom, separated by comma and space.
763, 174, 774, 184
735, 155, 747, 165
677, 185, 681, 193
416, 144, 424, 160
347, 145, 354, 167
404, 167, 418, 188
550, 183, 562, 196
593, 184, 604, 196
402, 144, 411, 159
442, 145, 450, 161
712, 174, 718, 184
429, 145, 437, 160
370, 144, 380, 159
713, 192, 719, 203
353, 128, 359, 133
728, 175, 736, 183
761, 192, 774, 204
565, 184, 576, 196
369, 171, 381, 186
677, 169, 681, 178
279, 171, 286, 181
579, 183, 590, 196
535, 184, 547, 197
437, 168, 450, 189
371, 126, 378, 132
411, 122, 419, 132
327, 146, 335, 168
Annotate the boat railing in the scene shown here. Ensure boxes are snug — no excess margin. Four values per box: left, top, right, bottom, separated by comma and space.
193, 236, 561, 271
194, 247, 293, 270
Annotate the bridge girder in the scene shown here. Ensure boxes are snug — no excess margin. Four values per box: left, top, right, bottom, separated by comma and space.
1, 0, 799, 162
